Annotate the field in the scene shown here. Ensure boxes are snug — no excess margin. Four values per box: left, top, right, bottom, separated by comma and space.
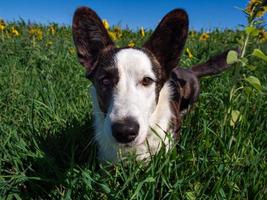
0, 20, 266, 199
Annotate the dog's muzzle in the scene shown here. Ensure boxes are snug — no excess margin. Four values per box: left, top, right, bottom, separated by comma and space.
111, 117, 139, 143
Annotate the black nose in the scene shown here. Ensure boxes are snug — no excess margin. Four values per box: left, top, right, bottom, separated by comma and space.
111, 117, 139, 143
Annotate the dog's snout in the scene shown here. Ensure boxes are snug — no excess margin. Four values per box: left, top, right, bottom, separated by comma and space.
111, 117, 139, 143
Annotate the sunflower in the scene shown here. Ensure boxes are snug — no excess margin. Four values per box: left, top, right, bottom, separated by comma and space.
29, 27, 43, 40
258, 29, 267, 42
246, 0, 267, 18
128, 40, 135, 47
108, 31, 117, 41
48, 25, 56, 35
199, 33, 209, 41
102, 19, 110, 30
113, 26, 122, 39
11, 27, 19, 37
0, 19, 6, 31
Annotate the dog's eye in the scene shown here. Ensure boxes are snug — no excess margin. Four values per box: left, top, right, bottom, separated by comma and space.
100, 78, 111, 86
141, 77, 154, 86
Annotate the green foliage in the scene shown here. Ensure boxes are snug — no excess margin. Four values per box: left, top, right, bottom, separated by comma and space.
226, 50, 239, 64
0, 16, 266, 200
244, 76, 262, 91
235, 0, 267, 93
252, 48, 267, 62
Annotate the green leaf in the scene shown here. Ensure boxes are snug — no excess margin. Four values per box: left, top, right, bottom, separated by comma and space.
130, 177, 155, 200
185, 191, 196, 200
99, 183, 111, 193
227, 50, 239, 64
240, 57, 248, 65
219, 188, 227, 199
244, 87, 253, 96
244, 76, 262, 91
245, 27, 260, 36
262, 85, 267, 92
230, 110, 242, 127
252, 49, 267, 62
245, 64, 256, 71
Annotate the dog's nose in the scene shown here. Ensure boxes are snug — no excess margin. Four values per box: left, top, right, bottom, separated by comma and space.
111, 117, 139, 143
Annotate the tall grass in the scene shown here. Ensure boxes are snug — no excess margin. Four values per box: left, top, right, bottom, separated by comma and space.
0, 22, 266, 199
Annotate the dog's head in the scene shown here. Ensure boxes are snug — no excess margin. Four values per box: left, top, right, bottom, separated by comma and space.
72, 7, 234, 157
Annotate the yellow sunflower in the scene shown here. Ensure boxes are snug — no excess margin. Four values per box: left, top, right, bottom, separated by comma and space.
102, 19, 110, 30
258, 30, 267, 42
113, 26, 122, 39
0, 19, 6, 31
108, 31, 117, 41
199, 33, 209, 41
49, 25, 56, 35
128, 40, 135, 47
246, 0, 267, 18
10, 27, 19, 37
29, 27, 43, 40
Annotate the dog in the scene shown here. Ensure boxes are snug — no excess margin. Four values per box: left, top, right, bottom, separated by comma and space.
72, 7, 235, 162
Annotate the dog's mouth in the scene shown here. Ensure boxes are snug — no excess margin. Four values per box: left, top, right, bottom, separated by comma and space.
117, 138, 140, 147
118, 143, 134, 148
116, 132, 148, 148
115, 131, 146, 148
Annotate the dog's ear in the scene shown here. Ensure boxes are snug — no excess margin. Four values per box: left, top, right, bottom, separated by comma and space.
72, 7, 114, 77
143, 9, 189, 80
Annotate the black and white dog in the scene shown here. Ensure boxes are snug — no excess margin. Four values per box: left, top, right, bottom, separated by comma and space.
72, 7, 234, 162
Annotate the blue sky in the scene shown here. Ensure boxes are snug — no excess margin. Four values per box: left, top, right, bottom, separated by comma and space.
0, 0, 260, 30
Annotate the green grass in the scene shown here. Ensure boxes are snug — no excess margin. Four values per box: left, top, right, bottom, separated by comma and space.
0, 22, 266, 199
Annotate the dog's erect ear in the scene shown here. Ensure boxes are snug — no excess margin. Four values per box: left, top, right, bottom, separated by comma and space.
72, 7, 114, 76
143, 9, 189, 80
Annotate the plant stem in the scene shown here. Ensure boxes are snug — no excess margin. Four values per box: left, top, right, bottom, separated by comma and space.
233, 19, 255, 82
241, 20, 254, 58
241, 6, 256, 58
241, 30, 250, 58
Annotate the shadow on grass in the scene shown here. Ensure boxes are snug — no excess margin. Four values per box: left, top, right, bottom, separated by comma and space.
23, 116, 98, 198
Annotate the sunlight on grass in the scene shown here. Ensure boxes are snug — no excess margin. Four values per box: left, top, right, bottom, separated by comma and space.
0, 4, 266, 198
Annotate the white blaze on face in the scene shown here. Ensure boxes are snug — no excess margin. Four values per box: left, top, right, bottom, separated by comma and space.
107, 48, 157, 145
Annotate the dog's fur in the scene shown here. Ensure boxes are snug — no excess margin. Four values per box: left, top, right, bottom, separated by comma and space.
72, 7, 234, 162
